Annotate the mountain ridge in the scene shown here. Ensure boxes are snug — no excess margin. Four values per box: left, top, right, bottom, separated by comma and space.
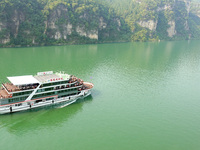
0, 0, 200, 47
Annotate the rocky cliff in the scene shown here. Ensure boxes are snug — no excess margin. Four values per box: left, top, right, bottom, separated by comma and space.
0, 0, 129, 47
132, 0, 197, 41
0, 0, 199, 47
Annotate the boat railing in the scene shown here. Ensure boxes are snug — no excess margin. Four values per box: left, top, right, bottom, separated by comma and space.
0, 84, 11, 99
54, 83, 83, 91
0, 95, 10, 99
1, 83, 38, 95
18, 84, 38, 91
1, 83, 11, 95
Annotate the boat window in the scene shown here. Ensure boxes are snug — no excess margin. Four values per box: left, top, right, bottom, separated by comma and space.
60, 80, 69, 84
42, 83, 51, 87
36, 89, 42, 93
8, 96, 28, 103
44, 87, 54, 91
42, 80, 69, 87
35, 100, 43, 103
46, 97, 54, 101
13, 90, 33, 96
58, 95, 68, 98
15, 103, 22, 106
32, 92, 55, 99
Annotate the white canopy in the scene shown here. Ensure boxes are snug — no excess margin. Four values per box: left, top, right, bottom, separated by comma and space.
7, 75, 40, 85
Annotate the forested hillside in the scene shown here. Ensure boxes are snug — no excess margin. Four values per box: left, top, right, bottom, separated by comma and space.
104, 0, 200, 41
0, 0, 200, 47
191, 0, 200, 17
0, 0, 130, 47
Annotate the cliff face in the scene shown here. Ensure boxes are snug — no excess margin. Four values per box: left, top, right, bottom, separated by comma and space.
45, 4, 123, 42
46, 5, 73, 40
0, 21, 10, 44
137, 20, 158, 31
134, 0, 193, 40
0, 1, 129, 47
0, 0, 199, 47
167, 21, 176, 37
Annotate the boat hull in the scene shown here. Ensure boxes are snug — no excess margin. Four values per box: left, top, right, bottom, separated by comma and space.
0, 90, 91, 114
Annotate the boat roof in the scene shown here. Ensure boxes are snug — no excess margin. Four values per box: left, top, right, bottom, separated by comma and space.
7, 75, 40, 85
6, 72, 71, 85
34, 72, 71, 83
34, 74, 60, 83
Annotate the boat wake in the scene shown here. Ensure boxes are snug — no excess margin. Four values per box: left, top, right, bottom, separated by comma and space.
57, 100, 76, 108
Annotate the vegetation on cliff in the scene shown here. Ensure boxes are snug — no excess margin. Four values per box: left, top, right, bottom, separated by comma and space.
104, 0, 200, 41
0, 0, 130, 47
0, 0, 200, 47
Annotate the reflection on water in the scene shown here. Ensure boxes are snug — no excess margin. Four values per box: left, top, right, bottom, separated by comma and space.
0, 41, 199, 82
0, 96, 93, 135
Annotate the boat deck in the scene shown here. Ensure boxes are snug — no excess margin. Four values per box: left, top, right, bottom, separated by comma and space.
1, 83, 39, 94
83, 82, 94, 89
34, 74, 60, 83
0, 88, 9, 99
3, 83, 20, 93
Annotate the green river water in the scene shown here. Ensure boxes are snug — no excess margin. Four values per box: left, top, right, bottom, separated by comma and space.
0, 41, 200, 150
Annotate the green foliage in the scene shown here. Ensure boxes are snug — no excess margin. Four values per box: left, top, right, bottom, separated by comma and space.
99, 0, 200, 41
132, 29, 148, 42
156, 12, 170, 40
0, 0, 131, 47
132, 27, 158, 42
0, 0, 200, 47
188, 13, 200, 39
191, 1, 200, 17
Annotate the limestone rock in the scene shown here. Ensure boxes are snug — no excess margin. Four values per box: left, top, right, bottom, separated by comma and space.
11, 10, 25, 38
63, 23, 72, 39
167, 20, 176, 37
76, 26, 98, 40
0, 34, 10, 44
138, 20, 157, 31
99, 17, 107, 29
76, 26, 87, 37
0, 22, 10, 44
88, 30, 98, 40
55, 31, 62, 40
0, 22, 2, 32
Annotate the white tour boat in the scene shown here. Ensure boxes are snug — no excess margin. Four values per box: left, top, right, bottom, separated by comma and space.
0, 71, 93, 114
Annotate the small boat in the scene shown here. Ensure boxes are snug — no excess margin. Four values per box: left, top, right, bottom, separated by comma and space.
0, 71, 93, 114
